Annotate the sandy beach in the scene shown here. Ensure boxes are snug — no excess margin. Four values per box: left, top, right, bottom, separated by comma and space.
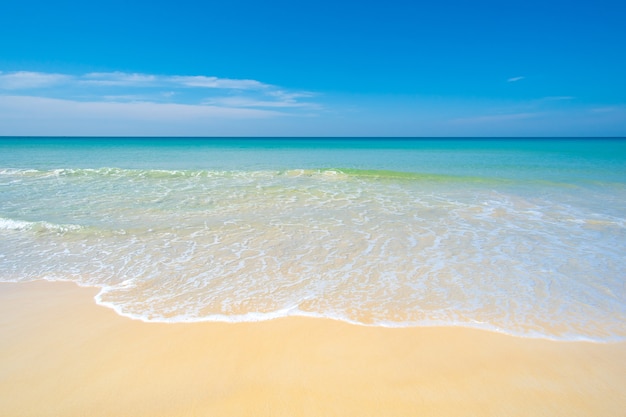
1, 280, 625, 417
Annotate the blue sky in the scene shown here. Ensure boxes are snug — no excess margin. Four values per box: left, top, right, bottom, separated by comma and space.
0, 0, 624, 136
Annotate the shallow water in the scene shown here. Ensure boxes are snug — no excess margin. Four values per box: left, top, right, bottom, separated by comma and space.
1, 137, 625, 341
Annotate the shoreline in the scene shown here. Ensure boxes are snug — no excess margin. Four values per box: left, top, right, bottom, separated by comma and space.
1, 280, 625, 416
91, 284, 625, 344
14, 278, 623, 343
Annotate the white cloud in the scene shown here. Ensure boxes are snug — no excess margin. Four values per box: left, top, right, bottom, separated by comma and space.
78, 72, 267, 90
0, 69, 314, 135
0, 69, 317, 113
170, 75, 267, 90
0, 95, 281, 119
101, 94, 152, 102
80, 72, 159, 86
268, 90, 316, 100
0, 70, 275, 92
204, 96, 320, 109
507, 76, 525, 82
0, 71, 71, 89
0, 95, 284, 135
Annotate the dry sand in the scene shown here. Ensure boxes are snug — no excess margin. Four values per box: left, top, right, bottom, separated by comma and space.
1, 280, 625, 417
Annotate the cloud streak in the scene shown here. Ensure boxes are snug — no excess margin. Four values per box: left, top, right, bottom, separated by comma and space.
0, 71, 71, 89
507, 76, 525, 82
79, 72, 159, 87
204, 95, 320, 109
0, 70, 317, 110
0, 95, 288, 136
170, 75, 266, 90
0, 69, 321, 135
0, 71, 271, 91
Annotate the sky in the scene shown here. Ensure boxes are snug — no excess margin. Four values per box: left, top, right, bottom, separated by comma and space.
0, 0, 625, 136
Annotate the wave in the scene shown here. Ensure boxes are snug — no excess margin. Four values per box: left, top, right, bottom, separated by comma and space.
12, 277, 617, 343
0, 217, 84, 233
3, 166, 615, 190
2, 165, 625, 342
0, 166, 532, 186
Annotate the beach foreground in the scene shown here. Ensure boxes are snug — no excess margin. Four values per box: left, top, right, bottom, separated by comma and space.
1, 281, 625, 417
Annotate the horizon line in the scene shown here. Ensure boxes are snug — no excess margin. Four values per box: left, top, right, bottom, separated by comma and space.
2, 135, 625, 139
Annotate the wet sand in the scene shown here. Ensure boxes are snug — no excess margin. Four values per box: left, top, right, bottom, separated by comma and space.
1, 280, 625, 417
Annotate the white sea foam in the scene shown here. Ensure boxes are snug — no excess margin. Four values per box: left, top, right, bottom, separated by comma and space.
0, 218, 32, 230
0, 217, 83, 233
1, 164, 625, 342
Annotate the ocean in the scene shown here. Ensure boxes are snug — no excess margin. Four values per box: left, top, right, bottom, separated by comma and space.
1, 137, 625, 341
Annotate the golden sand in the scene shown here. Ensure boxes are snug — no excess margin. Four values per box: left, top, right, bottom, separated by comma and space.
1, 281, 625, 416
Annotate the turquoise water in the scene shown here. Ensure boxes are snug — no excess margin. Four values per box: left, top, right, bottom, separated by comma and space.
1, 137, 625, 341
